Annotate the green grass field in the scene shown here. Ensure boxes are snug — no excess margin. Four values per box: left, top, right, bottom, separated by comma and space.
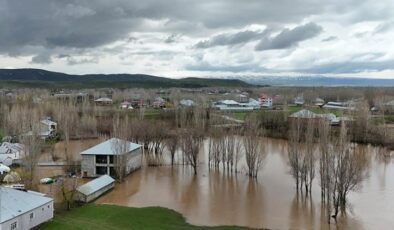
41, 204, 250, 230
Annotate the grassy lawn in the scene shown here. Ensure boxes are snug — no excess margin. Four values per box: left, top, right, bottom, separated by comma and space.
41, 204, 249, 230
230, 111, 249, 120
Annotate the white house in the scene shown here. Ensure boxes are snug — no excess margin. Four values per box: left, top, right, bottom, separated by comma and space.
95, 97, 113, 106
75, 175, 115, 203
213, 100, 256, 111
323, 101, 355, 111
80, 138, 142, 178
120, 101, 133, 110
179, 99, 195, 107
0, 187, 54, 230
294, 95, 305, 106
0, 164, 10, 175
39, 118, 57, 139
0, 142, 25, 166
259, 94, 273, 107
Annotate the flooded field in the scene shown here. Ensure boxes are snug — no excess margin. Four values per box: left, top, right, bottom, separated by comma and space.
95, 138, 394, 230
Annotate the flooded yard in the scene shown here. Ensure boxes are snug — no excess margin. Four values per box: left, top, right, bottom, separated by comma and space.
94, 138, 394, 229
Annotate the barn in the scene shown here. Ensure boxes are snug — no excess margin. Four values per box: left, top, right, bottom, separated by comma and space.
75, 175, 115, 203
80, 138, 142, 178
0, 187, 54, 229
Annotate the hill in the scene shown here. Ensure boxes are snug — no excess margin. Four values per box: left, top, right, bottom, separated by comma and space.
0, 69, 251, 89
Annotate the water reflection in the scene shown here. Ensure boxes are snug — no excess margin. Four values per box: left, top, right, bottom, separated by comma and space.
93, 138, 394, 229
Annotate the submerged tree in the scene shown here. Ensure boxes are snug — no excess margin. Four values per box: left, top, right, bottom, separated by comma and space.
181, 129, 203, 175
243, 115, 266, 178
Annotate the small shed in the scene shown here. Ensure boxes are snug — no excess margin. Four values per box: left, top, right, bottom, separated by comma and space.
75, 175, 115, 203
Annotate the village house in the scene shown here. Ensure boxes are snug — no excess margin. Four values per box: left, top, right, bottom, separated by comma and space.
294, 95, 305, 106
94, 97, 113, 106
0, 164, 10, 174
288, 109, 339, 125
0, 142, 25, 166
322, 101, 355, 111
152, 97, 166, 108
0, 187, 54, 230
120, 101, 133, 109
80, 138, 142, 178
213, 99, 260, 111
39, 118, 57, 139
179, 99, 195, 107
314, 98, 325, 107
75, 175, 115, 203
259, 93, 273, 107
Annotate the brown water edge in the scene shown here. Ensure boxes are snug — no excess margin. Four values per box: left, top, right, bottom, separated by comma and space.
94, 138, 394, 230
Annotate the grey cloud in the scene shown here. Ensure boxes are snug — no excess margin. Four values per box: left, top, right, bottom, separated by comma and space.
255, 23, 323, 51
31, 53, 52, 64
186, 61, 267, 73
374, 21, 394, 33
299, 60, 394, 74
321, 36, 337, 42
164, 34, 180, 43
194, 30, 269, 48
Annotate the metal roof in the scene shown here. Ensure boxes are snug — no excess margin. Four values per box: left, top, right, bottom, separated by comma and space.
76, 175, 115, 196
80, 138, 141, 155
0, 187, 53, 223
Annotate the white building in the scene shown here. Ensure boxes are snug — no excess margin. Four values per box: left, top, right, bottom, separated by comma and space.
179, 99, 195, 107
0, 187, 54, 230
75, 175, 115, 203
213, 99, 258, 111
80, 138, 142, 178
0, 143, 24, 166
259, 94, 273, 107
322, 102, 355, 111
0, 164, 10, 175
39, 118, 57, 139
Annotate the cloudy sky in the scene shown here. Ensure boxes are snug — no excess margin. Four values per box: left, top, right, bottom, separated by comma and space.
1, 0, 394, 78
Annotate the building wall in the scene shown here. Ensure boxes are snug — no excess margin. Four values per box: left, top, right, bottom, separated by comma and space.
0, 201, 53, 230
125, 148, 142, 175
81, 155, 95, 177
84, 182, 115, 203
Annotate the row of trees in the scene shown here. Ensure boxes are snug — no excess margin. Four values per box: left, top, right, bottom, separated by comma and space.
288, 118, 369, 223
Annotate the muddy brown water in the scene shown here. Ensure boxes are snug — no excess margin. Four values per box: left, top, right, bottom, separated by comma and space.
38, 138, 394, 229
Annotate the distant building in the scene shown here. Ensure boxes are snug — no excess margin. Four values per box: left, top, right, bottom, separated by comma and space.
75, 175, 115, 203
289, 109, 338, 125
0, 164, 10, 174
95, 97, 113, 106
153, 97, 166, 108
259, 94, 273, 107
39, 118, 57, 139
120, 101, 133, 110
213, 100, 256, 111
237, 94, 249, 103
0, 142, 25, 166
322, 101, 355, 111
294, 95, 305, 106
179, 99, 195, 107
0, 187, 54, 229
80, 138, 142, 178
314, 98, 325, 107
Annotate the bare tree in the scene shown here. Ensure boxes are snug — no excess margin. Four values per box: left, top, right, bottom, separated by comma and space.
181, 129, 203, 175
111, 113, 130, 182
20, 125, 42, 189
165, 131, 179, 166
243, 115, 266, 178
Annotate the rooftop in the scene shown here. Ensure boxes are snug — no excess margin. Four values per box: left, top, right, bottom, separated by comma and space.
0, 187, 53, 223
80, 138, 141, 155
76, 175, 115, 196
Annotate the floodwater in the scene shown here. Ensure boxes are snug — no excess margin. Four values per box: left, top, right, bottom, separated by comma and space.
57, 138, 394, 229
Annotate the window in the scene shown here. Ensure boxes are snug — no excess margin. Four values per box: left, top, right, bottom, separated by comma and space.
11, 222, 17, 230
95, 155, 107, 164
30, 213, 34, 219
96, 166, 107, 175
